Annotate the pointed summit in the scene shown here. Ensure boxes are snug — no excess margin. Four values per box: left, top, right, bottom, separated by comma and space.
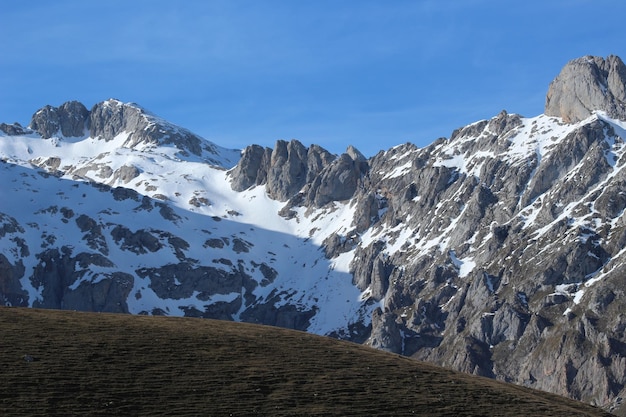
545, 55, 626, 122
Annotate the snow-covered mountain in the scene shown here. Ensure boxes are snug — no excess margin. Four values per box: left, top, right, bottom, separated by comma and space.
2, 55, 626, 413
0, 99, 374, 337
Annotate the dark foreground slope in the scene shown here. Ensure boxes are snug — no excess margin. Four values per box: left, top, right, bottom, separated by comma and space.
0, 308, 612, 417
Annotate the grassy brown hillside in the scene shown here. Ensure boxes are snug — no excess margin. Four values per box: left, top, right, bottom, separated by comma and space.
0, 307, 613, 416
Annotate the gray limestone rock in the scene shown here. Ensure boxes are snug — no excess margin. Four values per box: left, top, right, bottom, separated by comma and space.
367, 308, 403, 353
30, 246, 131, 313
229, 139, 336, 201
89, 99, 205, 156
305, 150, 368, 207
0, 122, 28, 136
266, 139, 309, 201
136, 262, 242, 301
58, 101, 89, 137
61, 272, 133, 313
109, 226, 162, 254
110, 164, 141, 184
239, 295, 317, 331
350, 240, 389, 299
228, 144, 271, 191
30, 101, 89, 138
30, 105, 61, 139
306, 144, 335, 182
0, 254, 28, 307
545, 55, 626, 122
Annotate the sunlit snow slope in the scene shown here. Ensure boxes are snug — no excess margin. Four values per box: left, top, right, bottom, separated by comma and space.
0, 101, 375, 338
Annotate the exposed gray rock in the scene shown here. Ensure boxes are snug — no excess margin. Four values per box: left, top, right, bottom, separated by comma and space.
30, 101, 89, 138
110, 226, 162, 254
0, 122, 28, 136
545, 55, 626, 122
29, 246, 132, 312
331, 68, 626, 411
30, 105, 60, 139
228, 140, 335, 201
0, 213, 25, 237
89, 99, 143, 142
352, 192, 382, 233
266, 140, 309, 201
61, 272, 133, 313
239, 296, 316, 330
40, 157, 61, 171
350, 240, 390, 299
306, 144, 335, 182
0, 254, 28, 307
367, 307, 403, 353
110, 164, 140, 184
89, 99, 206, 156
136, 262, 243, 301
204, 238, 225, 249
305, 150, 368, 207
232, 237, 252, 253
228, 144, 271, 191
58, 101, 90, 137
257, 263, 278, 286
323, 231, 360, 259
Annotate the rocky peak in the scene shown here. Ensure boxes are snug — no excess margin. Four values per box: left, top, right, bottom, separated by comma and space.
545, 55, 626, 122
228, 144, 272, 192
0, 122, 29, 136
88, 99, 144, 142
26, 99, 215, 158
229, 139, 336, 201
346, 144, 366, 161
30, 101, 89, 138
228, 140, 370, 206
266, 139, 310, 200
88, 99, 226, 160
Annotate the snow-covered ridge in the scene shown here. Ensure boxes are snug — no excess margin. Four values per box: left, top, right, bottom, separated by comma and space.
433, 113, 594, 174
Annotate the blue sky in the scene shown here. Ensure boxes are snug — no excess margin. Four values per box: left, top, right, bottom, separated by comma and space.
1, 1, 625, 156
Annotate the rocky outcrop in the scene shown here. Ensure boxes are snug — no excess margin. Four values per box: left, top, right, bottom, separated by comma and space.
229, 139, 337, 201
239, 296, 317, 330
110, 164, 141, 184
0, 254, 28, 307
229, 140, 368, 206
28, 99, 231, 164
305, 150, 369, 207
228, 144, 272, 191
545, 55, 626, 122
89, 100, 207, 155
368, 308, 403, 353
0, 122, 29, 136
30, 101, 89, 138
136, 262, 242, 301
28, 246, 132, 313
266, 140, 310, 201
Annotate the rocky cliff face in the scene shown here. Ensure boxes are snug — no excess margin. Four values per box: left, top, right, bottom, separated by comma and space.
2, 56, 626, 414
30, 101, 90, 138
545, 55, 626, 122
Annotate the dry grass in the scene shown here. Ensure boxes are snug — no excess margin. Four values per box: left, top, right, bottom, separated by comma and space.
0, 307, 613, 416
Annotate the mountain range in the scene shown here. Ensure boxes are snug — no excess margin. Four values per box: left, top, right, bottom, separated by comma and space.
1, 54, 626, 414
